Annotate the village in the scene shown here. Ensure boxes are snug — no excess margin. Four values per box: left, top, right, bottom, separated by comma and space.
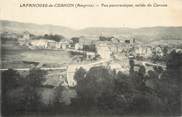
1, 31, 168, 87
1, 28, 182, 116
16, 31, 165, 59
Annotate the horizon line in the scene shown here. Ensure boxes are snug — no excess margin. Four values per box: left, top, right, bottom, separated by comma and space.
1, 19, 182, 30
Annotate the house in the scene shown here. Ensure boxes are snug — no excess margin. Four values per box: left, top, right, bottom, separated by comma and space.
135, 46, 153, 58
47, 41, 69, 50
75, 43, 83, 50
47, 41, 57, 49
155, 46, 163, 57
86, 52, 96, 60
61, 42, 67, 50
108, 43, 120, 53
96, 42, 112, 60
22, 31, 30, 40
80, 37, 97, 44
30, 39, 49, 48
111, 37, 120, 44
145, 47, 153, 57
18, 31, 31, 46
60, 38, 72, 49
74, 36, 97, 51
135, 46, 144, 56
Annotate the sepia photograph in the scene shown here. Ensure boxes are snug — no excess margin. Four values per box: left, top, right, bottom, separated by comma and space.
0, 0, 182, 116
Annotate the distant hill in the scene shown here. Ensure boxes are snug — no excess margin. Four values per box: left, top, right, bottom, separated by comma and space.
79, 27, 182, 42
0, 20, 76, 37
1, 20, 182, 44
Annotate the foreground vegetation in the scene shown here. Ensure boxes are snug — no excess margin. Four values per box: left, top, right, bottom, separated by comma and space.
1, 49, 182, 117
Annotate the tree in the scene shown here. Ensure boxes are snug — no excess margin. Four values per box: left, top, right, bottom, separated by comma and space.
1, 69, 22, 115
162, 46, 169, 58
71, 37, 79, 46
166, 49, 182, 73
20, 68, 47, 112
2, 69, 21, 91
99, 36, 113, 41
1, 68, 43, 113
2, 68, 49, 115
158, 49, 182, 115
74, 66, 115, 112
26, 68, 47, 87
43, 34, 65, 42
74, 67, 86, 82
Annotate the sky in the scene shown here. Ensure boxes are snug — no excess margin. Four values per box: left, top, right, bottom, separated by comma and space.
0, 0, 182, 29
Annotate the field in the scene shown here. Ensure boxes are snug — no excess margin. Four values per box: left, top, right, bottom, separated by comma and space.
1, 39, 76, 106
1, 39, 72, 68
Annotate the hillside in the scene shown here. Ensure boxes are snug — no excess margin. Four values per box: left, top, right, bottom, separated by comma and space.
0, 20, 76, 37
1, 20, 182, 43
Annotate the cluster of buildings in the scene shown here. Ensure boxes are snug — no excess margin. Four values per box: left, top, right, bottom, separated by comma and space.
29, 39, 71, 50
17, 32, 166, 61
18, 32, 71, 50
134, 45, 164, 58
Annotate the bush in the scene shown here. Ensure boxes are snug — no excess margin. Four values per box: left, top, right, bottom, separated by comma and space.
1, 68, 47, 115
